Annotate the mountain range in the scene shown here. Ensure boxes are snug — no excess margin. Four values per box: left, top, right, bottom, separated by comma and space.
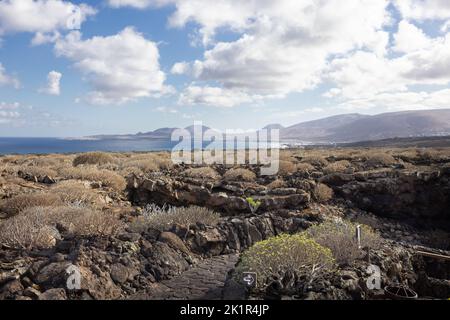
89, 109, 450, 144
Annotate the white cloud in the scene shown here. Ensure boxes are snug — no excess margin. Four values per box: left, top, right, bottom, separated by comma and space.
164, 0, 391, 105
337, 89, 450, 112
39, 71, 62, 95
156, 106, 178, 113
179, 86, 255, 108
171, 62, 190, 75
54, 27, 171, 105
0, 1, 96, 40
0, 63, 20, 88
107, 0, 153, 9
393, 20, 431, 53
0, 102, 21, 124
31, 31, 61, 46
394, 0, 450, 21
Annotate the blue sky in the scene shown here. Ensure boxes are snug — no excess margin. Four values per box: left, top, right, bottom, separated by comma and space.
1, 0, 450, 137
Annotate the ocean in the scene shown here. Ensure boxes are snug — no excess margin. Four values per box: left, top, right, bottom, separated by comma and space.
0, 137, 176, 155
0, 137, 276, 155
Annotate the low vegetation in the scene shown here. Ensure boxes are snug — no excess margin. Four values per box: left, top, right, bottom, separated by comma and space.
73, 152, 116, 167
313, 183, 334, 202
305, 220, 382, 265
181, 167, 220, 179
301, 155, 329, 167
0, 193, 63, 217
51, 180, 100, 207
235, 234, 335, 291
58, 166, 126, 191
0, 205, 123, 249
276, 160, 297, 175
364, 153, 397, 167
223, 168, 256, 182
131, 204, 220, 232
323, 160, 351, 174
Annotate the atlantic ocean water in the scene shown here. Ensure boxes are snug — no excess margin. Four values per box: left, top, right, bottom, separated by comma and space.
0, 137, 176, 155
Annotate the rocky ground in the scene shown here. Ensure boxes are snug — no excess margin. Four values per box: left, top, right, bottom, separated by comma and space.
0, 148, 449, 300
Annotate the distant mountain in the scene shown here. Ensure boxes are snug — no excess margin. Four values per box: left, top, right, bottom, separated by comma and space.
280, 109, 450, 143
89, 109, 450, 144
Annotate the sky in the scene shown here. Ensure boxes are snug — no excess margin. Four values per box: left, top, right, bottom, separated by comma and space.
1, 0, 450, 137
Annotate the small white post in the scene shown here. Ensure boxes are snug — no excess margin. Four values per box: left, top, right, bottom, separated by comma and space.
356, 224, 362, 249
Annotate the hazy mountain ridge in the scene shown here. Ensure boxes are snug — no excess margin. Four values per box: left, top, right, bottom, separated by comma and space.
281, 109, 450, 143
88, 109, 450, 143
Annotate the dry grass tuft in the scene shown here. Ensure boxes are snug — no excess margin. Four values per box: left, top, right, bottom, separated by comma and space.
313, 183, 334, 202
181, 167, 220, 179
364, 153, 396, 167
0, 193, 63, 217
131, 204, 220, 232
18, 166, 57, 178
0, 205, 123, 249
266, 179, 287, 189
305, 220, 382, 265
277, 160, 297, 175
323, 160, 351, 174
223, 168, 256, 182
58, 166, 126, 191
296, 162, 315, 174
52, 180, 99, 207
301, 155, 329, 167
73, 152, 116, 167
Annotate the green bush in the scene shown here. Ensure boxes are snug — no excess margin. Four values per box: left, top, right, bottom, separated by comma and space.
235, 233, 335, 291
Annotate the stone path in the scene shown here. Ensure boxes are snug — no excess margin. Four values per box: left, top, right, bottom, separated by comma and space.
135, 254, 240, 300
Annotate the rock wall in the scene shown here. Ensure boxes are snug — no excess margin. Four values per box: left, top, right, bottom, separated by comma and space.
129, 175, 310, 214
321, 168, 450, 229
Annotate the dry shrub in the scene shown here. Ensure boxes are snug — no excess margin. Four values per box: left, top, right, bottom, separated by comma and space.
18, 166, 57, 178
52, 205, 123, 237
0, 209, 59, 249
52, 180, 99, 207
418, 149, 450, 162
59, 166, 126, 191
365, 153, 396, 167
323, 160, 351, 174
277, 160, 297, 175
181, 167, 220, 179
305, 220, 382, 265
0, 163, 21, 176
132, 204, 220, 232
121, 159, 159, 174
296, 163, 315, 174
0, 205, 123, 249
223, 168, 256, 182
301, 156, 329, 167
235, 234, 335, 291
266, 179, 286, 189
27, 155, 72, 168
313, 183, 334, 202
119, 153, 173, 175
0, 193, 63, 216
73, 152, 116, 167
